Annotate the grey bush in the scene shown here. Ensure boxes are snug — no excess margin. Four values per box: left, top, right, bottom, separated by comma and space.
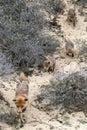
0, 0, 60, 67
2, 0, 26, 21
35, 67, 87, 113
50, 0, 65, 14
9, 40, 45, 67
79, 42, 87, 62
76, 0, 87, 3
0, 91, 18, 126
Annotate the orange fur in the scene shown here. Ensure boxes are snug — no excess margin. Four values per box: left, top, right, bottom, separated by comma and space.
13, 73, 29, 127
43, 61, 50, 68
13, 95, 28, 113
13, 94, 28, 127
43, 57, 55, 72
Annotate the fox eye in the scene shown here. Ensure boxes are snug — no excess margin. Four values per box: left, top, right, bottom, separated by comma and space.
21, 105, 24, 108
13, 99, 16, 102
25, 98, 28, 101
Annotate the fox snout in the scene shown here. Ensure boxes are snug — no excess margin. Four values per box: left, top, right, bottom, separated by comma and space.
17, 107, 22, 113
17, 106, 27, 113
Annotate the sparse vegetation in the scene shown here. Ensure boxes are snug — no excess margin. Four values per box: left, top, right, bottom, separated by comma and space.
75, 125, 80, 129
76, 0, 87, 4
63, 121, 71, 126
35, 68, 87, 113
50, 0, 65, 14
0, 111, 19, 127
0, 93, 19, 127
78, 119, 87, 124
63, 115, 70, 120
79, 42, 87, 62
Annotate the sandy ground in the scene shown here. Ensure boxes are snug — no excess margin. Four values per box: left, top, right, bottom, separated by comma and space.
1, 71, 87, 130
1, 71, 85, 130
59, 0, 87, 40
0, 0, 87, 130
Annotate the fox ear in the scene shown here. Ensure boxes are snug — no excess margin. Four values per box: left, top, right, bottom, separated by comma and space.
25, 98, 28, 101
13, 99, 16, 102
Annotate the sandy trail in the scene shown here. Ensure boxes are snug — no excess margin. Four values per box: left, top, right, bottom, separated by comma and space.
59, 0, 87, 40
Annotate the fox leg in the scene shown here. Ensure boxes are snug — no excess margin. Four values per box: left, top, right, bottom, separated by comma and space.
19, 113, 24, 127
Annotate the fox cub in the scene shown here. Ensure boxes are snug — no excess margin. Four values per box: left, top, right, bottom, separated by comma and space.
65, 39, 74, 57
67, 8, 77, 26
43, 56, 56, 72
13, 71, 29, 127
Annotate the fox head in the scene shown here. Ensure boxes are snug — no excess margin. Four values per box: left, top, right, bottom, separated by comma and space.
13, 96, 28, 113
43, 61, 50, 68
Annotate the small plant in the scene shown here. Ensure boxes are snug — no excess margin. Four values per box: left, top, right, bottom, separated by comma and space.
78, 119, 87, 124
63, 115, 70, 120
22, 67, 30, 75
63, 121, 71, 126
50, 0, 65, 14
75, 125, 80, 129
60, 56, 65, 59
79, 42, 87, 62
10, 116, 19, 126
9, 111, 19, 126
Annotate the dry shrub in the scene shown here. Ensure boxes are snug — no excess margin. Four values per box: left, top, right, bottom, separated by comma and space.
79, 41, 87, 62
0, 0, 60, 67
35, 67, 87, 114
50, 0, 65, 14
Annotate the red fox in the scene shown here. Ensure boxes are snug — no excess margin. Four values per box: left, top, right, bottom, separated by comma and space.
13, 71, 29, 127
67, 8, 77, 26
65, 39, 74, 57
43, 56, 56, 72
